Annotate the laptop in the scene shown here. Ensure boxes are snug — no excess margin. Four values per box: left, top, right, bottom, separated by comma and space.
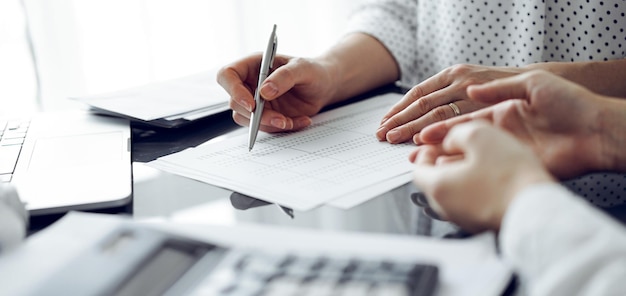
0, 111, 132, 216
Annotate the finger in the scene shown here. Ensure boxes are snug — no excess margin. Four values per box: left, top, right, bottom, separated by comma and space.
442, 120, 494, 157
413, 161, 439, 193
412, 163, 447, 217
232, 110, 251, 128
417, 106, 496, 144
380, 102, 456, 143
232, 110, 312, 133
258, 56, 310, 101
232, 105, 291, 130
466, 72, 538, 105
408, 147, 420, 163
435, 154, 464, 165
415, 145, 440, 166
413, 133, 424, 145
380, 71, 451, 124
383, 100, 485, 144
258, 112, 312, 132
377, 89, 458, 141
217, 55, 261, 113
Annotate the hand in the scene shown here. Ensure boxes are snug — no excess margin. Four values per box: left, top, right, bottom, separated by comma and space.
417, 70, 611, 179
217, 54, 338, 133
376, 64, 526, 144
411, 121, 554, 233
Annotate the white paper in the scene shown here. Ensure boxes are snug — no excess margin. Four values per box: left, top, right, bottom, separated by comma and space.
72, 71, 229, 121
148, 93, 417, 211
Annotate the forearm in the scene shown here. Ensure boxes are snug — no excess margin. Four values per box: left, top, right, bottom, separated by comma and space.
525, 59, 626, 97
316, 33, 399, 105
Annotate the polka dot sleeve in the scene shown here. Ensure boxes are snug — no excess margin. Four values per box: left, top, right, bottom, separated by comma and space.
345, 0, 419, 88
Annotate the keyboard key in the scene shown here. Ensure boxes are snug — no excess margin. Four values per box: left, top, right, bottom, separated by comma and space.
368, 283, 410, 296
299, 279, 336, 296
0, 145, 21, 174
2, 131, 27, 139
1, 138, 25, 146
263, 277, 301, 295
337, 281, 370, 296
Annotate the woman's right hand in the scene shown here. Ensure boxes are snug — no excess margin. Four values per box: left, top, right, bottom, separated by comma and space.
217, 53, 338, 133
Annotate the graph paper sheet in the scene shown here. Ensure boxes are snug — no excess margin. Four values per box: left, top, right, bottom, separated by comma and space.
148, 93, 416, 211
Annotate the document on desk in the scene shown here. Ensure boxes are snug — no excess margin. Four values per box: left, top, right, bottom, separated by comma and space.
71, 71, 229, 128
148, 93, 416, 211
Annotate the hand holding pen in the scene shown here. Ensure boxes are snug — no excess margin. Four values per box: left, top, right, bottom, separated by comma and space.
217, 27, 341, 137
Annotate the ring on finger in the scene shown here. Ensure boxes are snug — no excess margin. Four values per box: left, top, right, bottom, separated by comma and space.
448, 102, 461, 116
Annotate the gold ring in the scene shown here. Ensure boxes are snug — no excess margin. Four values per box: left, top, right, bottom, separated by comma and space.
448, 102, 461, 116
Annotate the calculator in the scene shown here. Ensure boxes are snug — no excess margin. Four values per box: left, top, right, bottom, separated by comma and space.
34, 226, 439, 296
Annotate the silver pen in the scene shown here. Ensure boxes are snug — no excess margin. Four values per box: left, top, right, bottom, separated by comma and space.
248, 24, 278, 151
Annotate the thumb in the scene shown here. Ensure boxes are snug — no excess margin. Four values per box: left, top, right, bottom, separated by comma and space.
259, 56, 303, 100
466, 72, 538, 105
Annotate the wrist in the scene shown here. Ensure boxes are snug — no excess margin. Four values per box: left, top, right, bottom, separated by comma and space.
522, 61, 579, 81
314, 54, 344, 106
597, 97, 626, 172
316, 33, 399, 103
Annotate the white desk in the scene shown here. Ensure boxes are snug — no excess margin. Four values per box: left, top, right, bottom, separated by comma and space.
133, 162, 423, 235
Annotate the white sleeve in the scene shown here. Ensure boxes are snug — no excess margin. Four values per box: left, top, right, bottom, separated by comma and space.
345, 0, 418, 87
500, 183, 626, 295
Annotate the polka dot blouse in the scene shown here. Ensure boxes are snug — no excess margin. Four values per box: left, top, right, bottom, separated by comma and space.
347, 0, 626, 207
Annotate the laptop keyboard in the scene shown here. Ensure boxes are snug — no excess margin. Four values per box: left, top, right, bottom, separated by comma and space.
191, 250, 439, 296
0, 119, 30, 182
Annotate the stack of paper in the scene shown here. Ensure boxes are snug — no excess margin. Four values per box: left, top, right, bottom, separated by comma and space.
72, 71, 229, 128
148, 93, 418, 211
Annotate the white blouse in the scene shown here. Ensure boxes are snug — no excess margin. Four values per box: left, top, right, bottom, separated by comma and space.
348, 0, 626, 86
347, 0, 626, 208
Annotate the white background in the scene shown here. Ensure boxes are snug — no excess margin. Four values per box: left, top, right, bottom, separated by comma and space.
0, 0, 366, 115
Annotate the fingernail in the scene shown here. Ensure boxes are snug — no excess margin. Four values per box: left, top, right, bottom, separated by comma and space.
271, 118, 287, 129
260, 82, 278, 99
295, 117, 312, 128
413, 133, 421, 145
375, 126, 388, 141
386, 129, 401, 143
